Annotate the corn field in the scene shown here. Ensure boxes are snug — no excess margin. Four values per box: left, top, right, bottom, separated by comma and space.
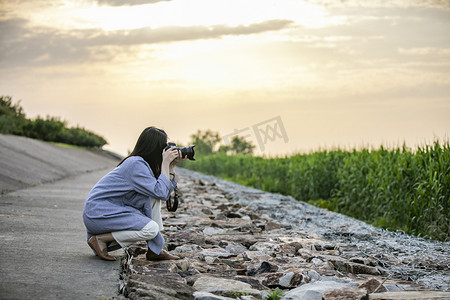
183, 141, 450, 241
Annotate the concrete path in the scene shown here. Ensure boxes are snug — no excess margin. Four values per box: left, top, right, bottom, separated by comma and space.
0, 168, 123, 299
0, 135, 123, 299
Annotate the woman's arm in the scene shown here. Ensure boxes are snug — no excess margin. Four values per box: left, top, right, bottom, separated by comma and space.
121, 157, 174, 200
165, 147, 187, 181
161, 146, 180, 179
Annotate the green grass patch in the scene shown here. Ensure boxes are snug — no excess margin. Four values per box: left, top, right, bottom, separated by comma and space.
183, 141, 450, 241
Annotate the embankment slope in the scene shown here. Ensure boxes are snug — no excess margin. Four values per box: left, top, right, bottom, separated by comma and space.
0, 134, 120, 193
0, 134, 122, 299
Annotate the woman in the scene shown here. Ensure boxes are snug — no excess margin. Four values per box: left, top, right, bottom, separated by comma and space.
82, 126, 185, 261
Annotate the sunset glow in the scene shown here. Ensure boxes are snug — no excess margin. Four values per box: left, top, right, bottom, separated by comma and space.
1, 0, 449, 156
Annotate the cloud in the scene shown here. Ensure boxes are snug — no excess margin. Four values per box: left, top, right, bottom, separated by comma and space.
305, 0, 450, 10
89, 19, 294, 46
0, 18, 293, 67
398, 47, 450, 56
95, 0, 172, 6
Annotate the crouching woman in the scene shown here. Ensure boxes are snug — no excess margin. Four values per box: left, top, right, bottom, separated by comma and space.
82, 126, 185, 261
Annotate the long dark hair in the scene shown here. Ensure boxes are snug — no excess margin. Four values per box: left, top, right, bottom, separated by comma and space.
119, 127, 168, 178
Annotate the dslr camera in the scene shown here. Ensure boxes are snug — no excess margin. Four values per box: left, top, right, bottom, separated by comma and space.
165, 142, 196, 161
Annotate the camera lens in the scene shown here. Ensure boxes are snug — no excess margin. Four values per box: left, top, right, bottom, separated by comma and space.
165, 143, 195, 160
184, 145, 195, 160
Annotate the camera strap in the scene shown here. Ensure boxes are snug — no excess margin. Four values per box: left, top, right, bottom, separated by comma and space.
167, 187, 178, 212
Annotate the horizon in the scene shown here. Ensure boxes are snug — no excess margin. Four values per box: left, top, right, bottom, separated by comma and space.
1, 0, 449, 157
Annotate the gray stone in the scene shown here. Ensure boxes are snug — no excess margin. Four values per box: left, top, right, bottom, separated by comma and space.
198, 248, 235, 259
265, 220, 282, 231
359, 278, 387, 293
368, 291, 450, 299
383, 284, 404, 292
249, 242, 276, 255
328, 257, 383, 275
205, 256, 219, 264
193, 291, 235, 300
174, 244, 203, 254
125, 274, 195, 300
192, 276, 261, 298
311, 257, 324, 265
240, 296, 260, 300
203, 227, 226, 235
260, 271, 303, 288
243, 250, 272, 261
307, 270, 321, 282
225, 243, 247, 254
201, 208, 214, 215
282, 276, 357, 300
322, 287, 367, 300
247, 261, 280, 276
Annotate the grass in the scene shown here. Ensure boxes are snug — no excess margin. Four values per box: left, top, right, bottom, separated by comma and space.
183, 141, 450, 241
50, 141, 86, 149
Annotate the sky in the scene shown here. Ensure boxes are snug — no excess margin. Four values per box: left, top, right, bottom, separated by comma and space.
1, 0, 449, 157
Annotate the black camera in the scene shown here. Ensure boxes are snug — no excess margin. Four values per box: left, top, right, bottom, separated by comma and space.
165, 142, 196, 161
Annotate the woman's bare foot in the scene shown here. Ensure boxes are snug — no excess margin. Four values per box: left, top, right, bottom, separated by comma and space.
88, 236, 116, 261
146, 249, 180, 261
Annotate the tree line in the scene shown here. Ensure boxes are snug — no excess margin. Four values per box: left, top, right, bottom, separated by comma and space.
187, 129, 255, 157
0, 96, 107, 148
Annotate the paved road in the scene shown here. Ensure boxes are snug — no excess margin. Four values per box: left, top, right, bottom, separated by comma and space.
0, 168, 123, 299
0, 135, 123, 299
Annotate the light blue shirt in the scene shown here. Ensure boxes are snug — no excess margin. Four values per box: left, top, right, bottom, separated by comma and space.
82, 156, 176, 254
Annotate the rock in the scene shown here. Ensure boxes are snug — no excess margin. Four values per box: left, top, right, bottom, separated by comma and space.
205, 256, 219, 264
243, 250, 272, 262
201, 208, 214, 215
322, 287, 368, 300
118, 169, 449, 300
297, 248, 313, 260
327, 256, 383, 275
261, 271, 303, 288
247, 261, 279, 276
168, 231, 206, 246
265, 221, 282, 231
193, 291, 235, 300
224, 243, 247, 254
233, 275, 269, 290
368, 291, 450, 299
279, 272, 302, 288
383, 284, 404, 292
171, 260, 193, 273
359, 278, 387, 293
198, 248, 235, 259
282, 276, 357, 300
307, 270, 321, 282
174, 244, 203, 254
125, 274, 195, 300
249, 241, 276, 253
218, 234, 264, 249
192, 276, 261, 298
203, 227, 226, 235
311, 257, 324, 265
350, 257, 375, 266
240, 296, 260, 300
273, 243, 297, 257
214, 213, 228, 220
226, 211, 243, 218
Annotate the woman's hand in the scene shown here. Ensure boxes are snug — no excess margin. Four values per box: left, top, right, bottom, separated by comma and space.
162, 146, 179, 166
161, 147, 186, 179
170, 150, 187, 166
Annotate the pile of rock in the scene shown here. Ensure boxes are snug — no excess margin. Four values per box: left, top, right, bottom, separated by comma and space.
118, 169, 449, 300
